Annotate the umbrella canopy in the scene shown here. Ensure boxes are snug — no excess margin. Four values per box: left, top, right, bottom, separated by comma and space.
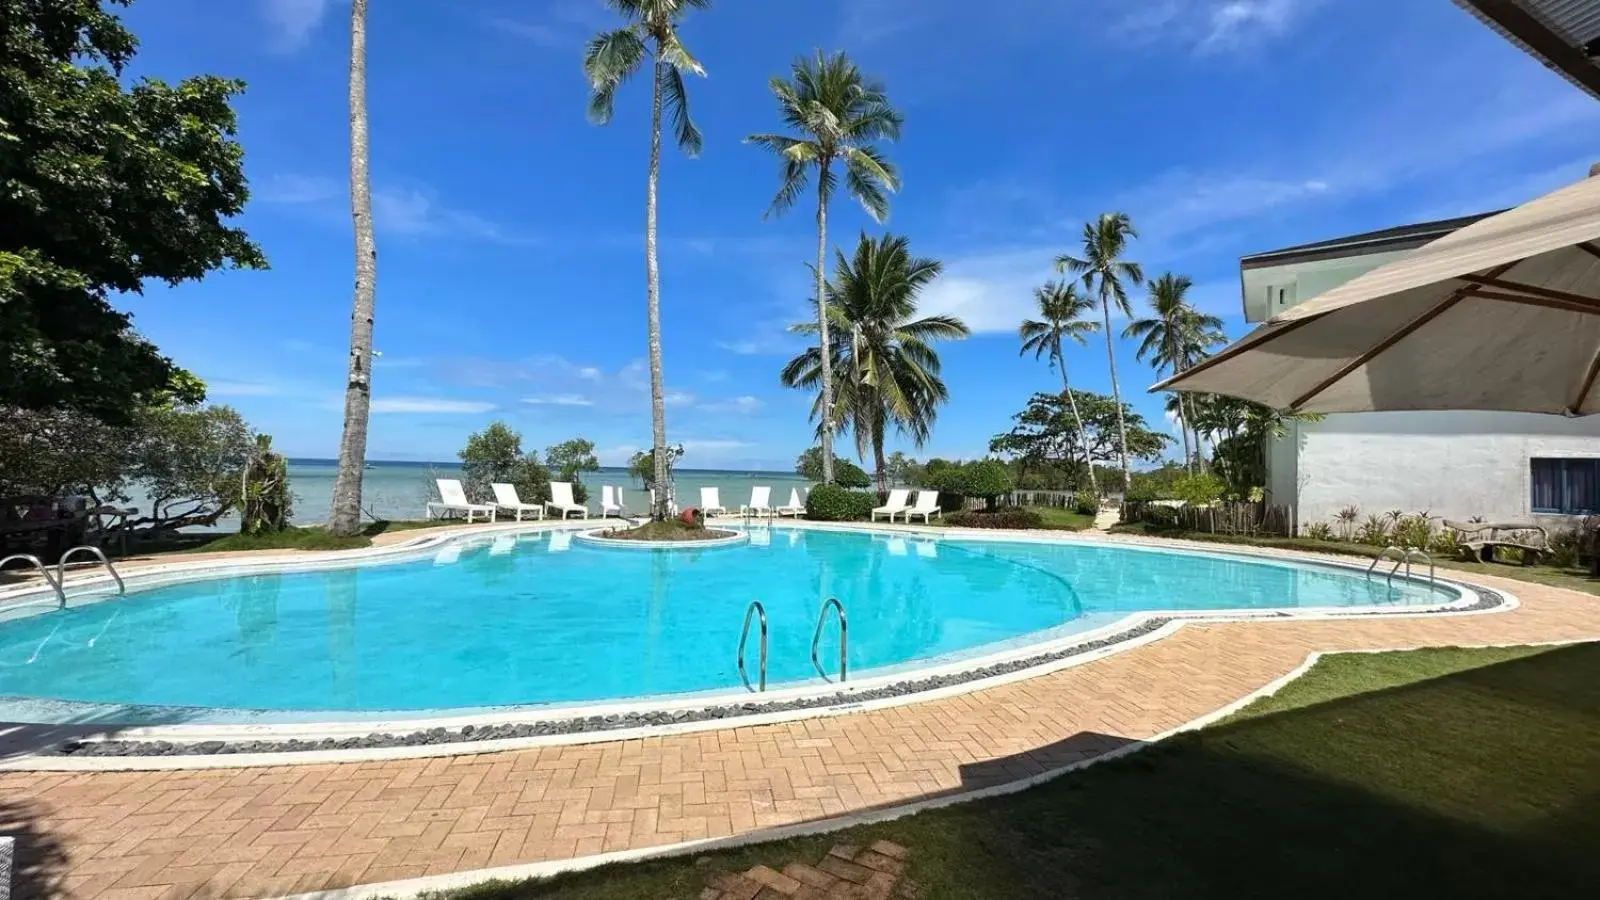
1157, 174, 1600, 415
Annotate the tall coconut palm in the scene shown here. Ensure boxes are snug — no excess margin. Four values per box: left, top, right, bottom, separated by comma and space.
1124, 272, 1225, 471
1019, 281, 1101, 495
584, 0, 708, 520
1057, 213, 1143, 494
327, 0, 378, 537
780, 233, 966, 494
748, 51, 902, 485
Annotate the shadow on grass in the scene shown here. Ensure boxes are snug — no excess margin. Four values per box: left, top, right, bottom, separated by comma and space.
463, 644, 1600, 900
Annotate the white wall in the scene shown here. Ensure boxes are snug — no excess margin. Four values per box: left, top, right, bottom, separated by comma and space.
1276, 411, 1600, 530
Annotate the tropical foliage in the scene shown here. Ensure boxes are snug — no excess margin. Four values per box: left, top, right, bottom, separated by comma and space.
780, 233, 968, 494
989, 390, 1171, 488
803, 484, 878, 521
1, 0, 263, 421
1056, 213, 1144, 493
1125, 273, 1226, 471
584, 0, 709, 518
749, 50, 902, 484
1019, 280, 1102, 495
795, 447, 871, 488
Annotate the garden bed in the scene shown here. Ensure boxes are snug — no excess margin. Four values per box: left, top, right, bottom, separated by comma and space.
595, 519, 733, 542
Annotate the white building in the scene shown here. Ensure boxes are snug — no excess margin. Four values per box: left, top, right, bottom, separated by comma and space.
1239, 214, 1600, 531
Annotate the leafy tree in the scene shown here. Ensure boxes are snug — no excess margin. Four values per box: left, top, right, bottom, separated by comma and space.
749, 51, 902, 485
0, 407, 133, 499
954, 460, 1014, 511
124, 405, 255, 532
329, 0, 380, 536
1019, 280, 1101, 496
1124, 272, 1225, 472
1057, 213, 1143, 494
459, 421, 549, 504
547, 437, 600, 503
782, 233, 966, 495
795, 446, 870, 488
629, 443, 683, 489
585, 0, 708, 519
990, 390, 1170, 489
882, 451, 916, 486
1, 0, 265, 421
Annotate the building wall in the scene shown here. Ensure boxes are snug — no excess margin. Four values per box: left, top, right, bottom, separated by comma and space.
1275, 411, 1600, 530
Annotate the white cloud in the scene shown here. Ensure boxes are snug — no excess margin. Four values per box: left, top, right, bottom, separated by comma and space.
664, 391, 696, 407
259, 175, 537, 246
701, 396, 763, 414
488, 2, 611, 49
523, 394, 595, 407
717, 320, 804, 356
261, 0, 332, 52
206, 379, 281, 397
915, 248, 1060, 334
681, 439, 755, 454
369, 397, 496, 414
578, 367, 603, 381
1113, 0, 1320, 53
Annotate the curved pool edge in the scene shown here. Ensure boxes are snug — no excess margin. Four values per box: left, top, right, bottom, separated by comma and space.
0, 530, 1517, 770
572, 527, 747, 549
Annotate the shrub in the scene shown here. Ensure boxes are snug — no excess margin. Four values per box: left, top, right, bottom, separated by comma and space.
1548, 527, 1581, 568
1075, 493, 1099, 516
1303, 522, 1335, 541
1429, 526, 1460, 556
805, 484, 877, 521
1170, 473, 1227, 507
795, 447, 872, 488
1392, 515, 1433, 550
948, 507, 1044, 530
1356, 514, 1391, 546
925, 459, 1014, 510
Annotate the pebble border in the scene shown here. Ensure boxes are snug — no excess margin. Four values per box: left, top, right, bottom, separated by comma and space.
47, 582, 1502, 758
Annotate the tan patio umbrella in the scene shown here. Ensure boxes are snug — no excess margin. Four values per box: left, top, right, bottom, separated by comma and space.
1155, 173, 1600, 415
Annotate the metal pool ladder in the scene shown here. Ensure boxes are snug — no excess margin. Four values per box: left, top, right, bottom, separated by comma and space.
0, 554, 67, 606
738, 600, 768, 692
56, 545, 126, 596
1367, 546, 1435, 586
811, 597, 848, 683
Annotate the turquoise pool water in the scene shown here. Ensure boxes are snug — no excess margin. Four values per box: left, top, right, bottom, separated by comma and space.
0, 529, 1454, 714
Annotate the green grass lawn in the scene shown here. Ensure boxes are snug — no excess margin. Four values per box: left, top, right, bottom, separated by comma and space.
1108, 523, 1600, 596
175, 519, 454, 554
426, 643, 1600, 900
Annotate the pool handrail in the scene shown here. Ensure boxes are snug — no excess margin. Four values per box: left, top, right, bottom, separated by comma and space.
56, 545, 125, 596
811, 597, 848, 683
737, 600, 768, 692
0, 553, 67, 607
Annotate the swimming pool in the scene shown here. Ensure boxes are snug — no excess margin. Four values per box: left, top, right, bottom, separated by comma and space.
0, 527, 1461, 720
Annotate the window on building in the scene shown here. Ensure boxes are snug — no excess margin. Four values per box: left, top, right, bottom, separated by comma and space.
1265, 282, 1297, 315
1530, 458, 1600, 514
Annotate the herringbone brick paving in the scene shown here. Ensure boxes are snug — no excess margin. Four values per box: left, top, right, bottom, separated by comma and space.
1, 539, 1596, 899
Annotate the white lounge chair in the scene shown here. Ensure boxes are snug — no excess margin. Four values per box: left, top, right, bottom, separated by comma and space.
426, 479, 497, 523
490, 482, 544, 521
544, 482, 588, 519
740, 486, 773, 518
600, 485, 625, 518
871, 489, 911, 522
699, 487, 727, 517
776, 488, 805, 518
904, 490, 943, 524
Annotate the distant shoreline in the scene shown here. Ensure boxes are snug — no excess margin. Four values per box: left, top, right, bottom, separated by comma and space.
285, 458, 796, 476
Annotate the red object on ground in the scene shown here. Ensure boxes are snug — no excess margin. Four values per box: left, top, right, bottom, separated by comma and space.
680, 507, 700, 525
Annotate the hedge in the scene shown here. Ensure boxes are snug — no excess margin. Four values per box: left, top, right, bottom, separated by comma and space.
947, 508, 1044, 530
805, 484, 878, 521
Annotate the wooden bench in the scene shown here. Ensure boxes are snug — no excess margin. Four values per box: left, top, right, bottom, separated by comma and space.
1444, 520, 1550, 566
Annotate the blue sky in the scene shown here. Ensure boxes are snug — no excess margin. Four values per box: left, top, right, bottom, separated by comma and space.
116, 0, 1599, 469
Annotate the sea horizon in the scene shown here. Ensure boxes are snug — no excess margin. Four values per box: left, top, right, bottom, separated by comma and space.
286, 458, 797, 476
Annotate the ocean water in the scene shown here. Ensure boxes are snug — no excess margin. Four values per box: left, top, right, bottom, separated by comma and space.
0, 529, 1454, 716
269, 460, 812, 528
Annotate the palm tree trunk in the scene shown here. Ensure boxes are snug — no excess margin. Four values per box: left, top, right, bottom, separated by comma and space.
327, 0, 376, 538
646, 55, 670, 521
872, 411, 887, 498
1177, 399, 1192, 473
1101, 295, 1132, 494
814, 160, 835, 485
1058, 353, 1099, 496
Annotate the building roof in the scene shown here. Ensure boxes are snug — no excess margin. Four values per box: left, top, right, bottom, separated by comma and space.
1453, 0, 1600, 99
1240, 210, 1505, 270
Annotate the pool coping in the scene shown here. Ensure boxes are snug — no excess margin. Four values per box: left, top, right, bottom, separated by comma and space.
0, 521, 1513, 770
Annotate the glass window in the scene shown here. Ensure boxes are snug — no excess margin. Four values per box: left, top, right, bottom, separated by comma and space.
1530, 458, 1600, 514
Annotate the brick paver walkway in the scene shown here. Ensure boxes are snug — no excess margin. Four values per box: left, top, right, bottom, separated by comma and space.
1, 549, 1596, 899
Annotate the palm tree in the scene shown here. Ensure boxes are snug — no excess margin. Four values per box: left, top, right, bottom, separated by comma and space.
780, 233, 967, 494
748, 51, 902, 485
1057, 213, 1143, 494
1019, 281, 1101, 495
1124, 272, 1225, 471
327, 0, 378, 537
584, 0, 708, 520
